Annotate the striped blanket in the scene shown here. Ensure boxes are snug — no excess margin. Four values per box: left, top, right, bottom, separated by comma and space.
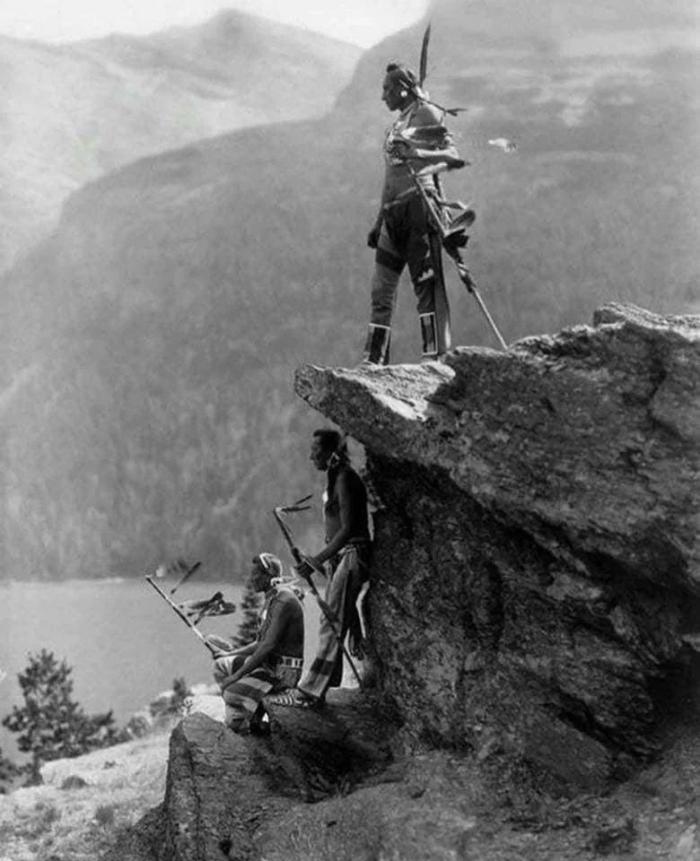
213, 654, 302, 731
213, 582, 304, 731
297, 541, 368, 701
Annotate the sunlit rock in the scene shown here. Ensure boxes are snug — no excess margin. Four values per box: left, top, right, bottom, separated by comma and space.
295, 303, 700, 789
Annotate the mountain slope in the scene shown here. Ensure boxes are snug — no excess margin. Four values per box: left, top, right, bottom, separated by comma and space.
1, 0, 698, 581
0, 9, 360, 270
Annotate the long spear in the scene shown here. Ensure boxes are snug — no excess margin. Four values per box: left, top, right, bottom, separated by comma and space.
413, 21, 506, 347
272, 496, 364, 688
406, 161, 508, 349
145, 573, 220, 656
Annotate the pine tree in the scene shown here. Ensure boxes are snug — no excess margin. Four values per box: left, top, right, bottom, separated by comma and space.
0, 746, 19, 793
2, 649, 123, 784
232, 584, 261, 648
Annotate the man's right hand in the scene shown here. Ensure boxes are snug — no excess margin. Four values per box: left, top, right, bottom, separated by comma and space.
295, 558, 315, 579
367, 224, 381, 249
213, 653, 238, 673
206, 634, 233, 657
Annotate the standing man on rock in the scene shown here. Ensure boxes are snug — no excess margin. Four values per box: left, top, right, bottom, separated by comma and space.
363, 61, 466, 364
271, 429, 370, 709
204, 553, 304, 734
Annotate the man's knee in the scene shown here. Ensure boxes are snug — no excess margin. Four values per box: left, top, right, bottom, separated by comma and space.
370, 264, 401, 319
370, 291, 396, 325
213, 654, 245, 686
413, 274, 440, 315
214, 653, 244, 674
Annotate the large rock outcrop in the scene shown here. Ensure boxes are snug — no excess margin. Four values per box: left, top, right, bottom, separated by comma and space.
153, 691, 396, 860
138, 303, 700, 861
295, 304, 700, 790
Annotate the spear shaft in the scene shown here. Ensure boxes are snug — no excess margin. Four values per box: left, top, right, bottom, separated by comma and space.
272, 503, 364, 688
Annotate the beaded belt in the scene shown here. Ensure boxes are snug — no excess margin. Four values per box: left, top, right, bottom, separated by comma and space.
276, 655, 303, 669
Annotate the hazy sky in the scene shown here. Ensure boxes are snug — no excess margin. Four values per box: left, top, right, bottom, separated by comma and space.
0, 0, 429, 47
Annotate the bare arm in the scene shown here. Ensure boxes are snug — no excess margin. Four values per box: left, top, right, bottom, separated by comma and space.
207, 636, 257, 658
397, 102, 464, 168
373, 181, 392, 225
313, 472, 353, 566
394, 135, 463, 169
409, 145, 463, 167
224, 600, 289, 682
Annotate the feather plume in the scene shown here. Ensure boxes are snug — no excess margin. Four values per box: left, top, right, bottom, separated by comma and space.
419, 23, 431, 87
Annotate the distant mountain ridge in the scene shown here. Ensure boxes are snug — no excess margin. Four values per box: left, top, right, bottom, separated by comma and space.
0, 9, 360, 271
1, 0, 698, 581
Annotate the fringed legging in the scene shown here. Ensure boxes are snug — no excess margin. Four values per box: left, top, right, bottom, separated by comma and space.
297, 544, 366, 701
370, 193, 451, 355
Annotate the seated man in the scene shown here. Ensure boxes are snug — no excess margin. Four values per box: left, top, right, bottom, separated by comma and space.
205, 553, 304, 734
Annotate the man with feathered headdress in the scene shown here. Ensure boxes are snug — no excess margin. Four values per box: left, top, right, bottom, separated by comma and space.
362, 57, 467, 364
207, 552, 304, 734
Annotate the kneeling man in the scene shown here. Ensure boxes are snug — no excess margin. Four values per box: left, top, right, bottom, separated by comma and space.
207, 553, 304, 734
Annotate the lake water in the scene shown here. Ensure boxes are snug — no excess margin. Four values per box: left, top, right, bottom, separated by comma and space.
0, 578, 320, 759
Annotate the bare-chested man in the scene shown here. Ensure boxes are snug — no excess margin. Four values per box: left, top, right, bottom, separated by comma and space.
206, 553, 304, 733
271, 429, 370, 708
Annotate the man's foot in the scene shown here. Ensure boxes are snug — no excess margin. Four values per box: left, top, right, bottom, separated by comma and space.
249, 705, 271, 736
267, 689, 324, 710
249, 718, 271, 737
357, 357, 389, 368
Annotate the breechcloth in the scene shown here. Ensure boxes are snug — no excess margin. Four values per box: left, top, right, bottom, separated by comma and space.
298, 541, 368, 701
213, 653, 302, 729
370, 192, 451, 354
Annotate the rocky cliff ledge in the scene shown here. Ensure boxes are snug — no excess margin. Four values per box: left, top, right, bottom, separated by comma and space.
143, 303, 700, 861
296, 303, 699, 790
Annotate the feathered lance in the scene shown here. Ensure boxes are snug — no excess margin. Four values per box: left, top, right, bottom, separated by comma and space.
145, 574, 220, 656
411, 22, 508, 349
146, 560, 236, 655
272, 495, 364, 688
417, 22, 465, 116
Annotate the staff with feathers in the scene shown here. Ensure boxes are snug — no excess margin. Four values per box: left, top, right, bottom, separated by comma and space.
406, 22, 508, 350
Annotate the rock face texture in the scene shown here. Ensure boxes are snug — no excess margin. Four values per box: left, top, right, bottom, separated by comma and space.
155, 691, 395, 860
295, 304, 700, 790
156, 713, 280, 861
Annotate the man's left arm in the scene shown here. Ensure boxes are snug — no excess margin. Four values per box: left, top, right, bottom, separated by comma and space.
295, 472, 357, 579
398, 102, 464, 168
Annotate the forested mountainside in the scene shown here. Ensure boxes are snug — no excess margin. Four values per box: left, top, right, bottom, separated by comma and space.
2, 0, 698, 581
0, 9, 360, 271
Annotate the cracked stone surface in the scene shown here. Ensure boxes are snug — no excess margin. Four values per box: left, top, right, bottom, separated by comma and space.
294, 303, 700, 790
155, 692, 394, 860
